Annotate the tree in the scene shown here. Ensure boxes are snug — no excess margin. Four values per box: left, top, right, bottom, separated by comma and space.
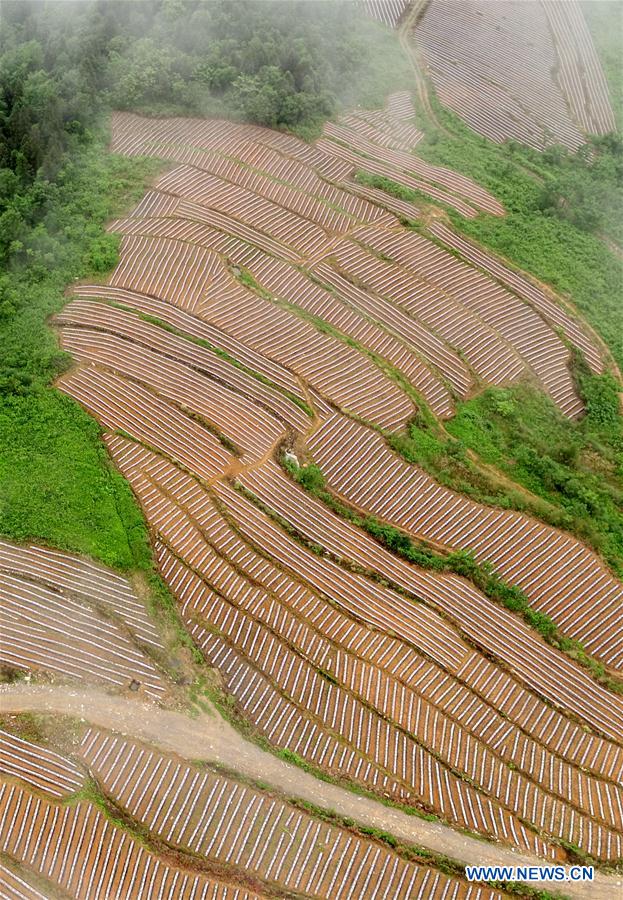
232, 66, 296, 127
109, 38, 176, 108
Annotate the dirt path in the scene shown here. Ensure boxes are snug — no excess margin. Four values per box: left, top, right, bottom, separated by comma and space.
2, 685, 620, 899
399, 1, 453, 138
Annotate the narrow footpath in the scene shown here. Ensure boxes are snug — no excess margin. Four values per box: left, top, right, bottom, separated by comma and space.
1, 684, 620, 899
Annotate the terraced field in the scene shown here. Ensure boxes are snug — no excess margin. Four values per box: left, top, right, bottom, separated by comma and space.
307, 413, 623, 670
0, 729, 84, 799
412, 0, 616, 150
0, 723, 507, 900
64, 104, 604, 429
0, 542, 166, 699
34, 99, 622, 874
0, 780, 265, 900
2, 0, 622, 895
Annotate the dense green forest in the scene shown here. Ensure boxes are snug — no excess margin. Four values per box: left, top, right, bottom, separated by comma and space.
1, 0, 411, 267
0, 0, 622, 589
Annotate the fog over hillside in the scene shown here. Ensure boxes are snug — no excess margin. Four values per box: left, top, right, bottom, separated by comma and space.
1, 4, 622, 899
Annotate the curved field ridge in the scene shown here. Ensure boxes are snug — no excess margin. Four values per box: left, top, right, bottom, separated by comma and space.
0, 730, 84, 799
413, 0, 615, 151
236, 460, 623, 742
106, 437, 552, 856
0, 541, 162, 650
0, 780, 261, 900
100, 111, 604, 419
104, 435, 623, 861
318, 96, 504, 218
308, 413, 623, 671
427, 222, 605, 376
322, 222, 585, 417
0, 863, 50, 900
78, 726, 504, 900
52, 111, 623, 861
111, 101, 502, 222
0, 542, 165, 698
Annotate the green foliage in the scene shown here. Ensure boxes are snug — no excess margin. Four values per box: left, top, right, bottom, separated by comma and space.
363, 517, 444, 570
229, 65, 332, 133
411, 93, 623, 371
523, 608, 558, 641
284, 457, 623, 693
537, 136, 623, 242
578, 370, 622, 428
278, 747, 311, 770
296, 463, 326, 492
0, 128, 163, 568
108, 37, 180, 110
447, 381, 623, 577
86, 232, 120, 274
3, 0, 412, 147
0, 35, 95, 187
388, 422, 527, 511
0, 5, 115, 266
359, 827, 398, 848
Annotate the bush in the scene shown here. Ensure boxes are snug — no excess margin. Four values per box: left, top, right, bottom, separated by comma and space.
297, 463, 325, 492
86, 232, 119, 273
580, 372, 621, 428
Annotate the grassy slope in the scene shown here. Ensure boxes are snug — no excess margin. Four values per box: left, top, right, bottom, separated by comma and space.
447, 381, 623, 577
0, 132, 163, 569
351, 25, 623, 579
413, 101, 623, 371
